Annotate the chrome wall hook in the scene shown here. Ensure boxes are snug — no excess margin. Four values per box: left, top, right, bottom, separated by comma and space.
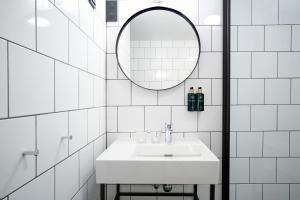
61, 135, 73, 140
22, 149, 39, 156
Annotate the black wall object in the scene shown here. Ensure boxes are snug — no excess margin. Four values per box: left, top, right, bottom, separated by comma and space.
106, 1, 118, 22
89, 0, 96, 9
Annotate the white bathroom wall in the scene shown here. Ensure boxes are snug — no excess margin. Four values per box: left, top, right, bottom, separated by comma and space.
106, 0, 223, 199
230, 0, 300, 200
0, 0, 106, 199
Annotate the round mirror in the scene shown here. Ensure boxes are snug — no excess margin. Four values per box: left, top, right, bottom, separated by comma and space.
116, 7, 201, 90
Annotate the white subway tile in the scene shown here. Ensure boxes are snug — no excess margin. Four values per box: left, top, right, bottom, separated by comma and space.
279, 0, 300, 24
185, 79, 211, 105
69, 110, 88, 154
212, 79, 222, 105
198, 0, 222, 25
0, 117, 35, 197
99, 107, 106, 135
238, 79, 264, 104
211, 132, 222, 157
37, 0, 68, 62
99, 79, 106, 106
264, 132, 289, 157
0, 0, 35, 49
107, 107, 117, 132
107, 27, 120, 53
118, 106, 144, 132
238, 26, 264, 51
250, 158, 276, 183
265, 79, 290, 104
69, 22, 88, 70
9, 169, 54, 200
55, 0, 79, 24
263, 184, 289, 200
278, 105, 300, 130
196, 26, 211, 51
198, 52, 222, 78
0, 39, 7, 118
93, 15, 106, 50
107, 133, 130, 146
292, 25, 300, 51
231, 52, 251, 78
231, 26, 238, 51
184, 132, 211, 148
158, 83, 184, 105
230, 132, 237, 157
87, 174, 100, 200
87, 39, 101, 76
252, 0, 278, 24
231, 0, 251, 25
291, 131, 300, 157
87, 108, 100, 142
278, 52, 300, 77
37, 112, 68, 174
145, 106, 171, 131
172, 106, 197, 132
251, 105, 277, 131
79, 71, 93, 108
291, 184, 300, 200
252, 52, 277, 78
291, 79, 300, 104
212, 26, 222, 51
55, 61, 78, 111
231, 105, 250, 131
55, 153, 79, 200
236, 184, 262, 200
9, 44, 54, 117
230, 158, 249, 183
79, 0, 94, 38
93, 136, 106, 163
73, 184, 87, 200
231, 79, 238, 105
79, 143, 94, 186
277, 158, 300, 183
107, 80, 131, 106
107, 54, 118, 79
265, 25, 291, 51
198, 106, 222, 131
237, 132, 263, 157
93, 77, 101, 107
132, 84, 157, 105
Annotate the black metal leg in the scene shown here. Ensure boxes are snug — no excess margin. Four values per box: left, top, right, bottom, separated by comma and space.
193, 184, 199, 200
100, 184, 105, 200
210, 185, 215, 200
114, 184, 120, 200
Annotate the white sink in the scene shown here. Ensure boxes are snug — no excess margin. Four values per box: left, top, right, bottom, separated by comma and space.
96, 139, 220, 185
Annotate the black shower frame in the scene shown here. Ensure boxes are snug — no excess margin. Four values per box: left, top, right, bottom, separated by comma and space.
101, 0, 231, 199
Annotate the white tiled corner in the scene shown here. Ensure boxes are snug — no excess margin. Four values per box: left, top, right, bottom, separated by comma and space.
132, 84, 157, 105
9, 43, 54, 117
212, 79, 222, 105
93, 77, 101, 107
145, 106, 171, 131
251, 105, 277, 131
292, 25, 300, 51
238, 79, 264, 104
231, 0, 251, 25
263, 184, 289, 200
291, 79, 300, 104
158, 84, 184, 105
230, 105, 250, 131
118, 106, 144, 132
55, 153, 79, 200
0, 39, 8, 118
237, 132, 263, 157
0, 117, 35, 197
198, 106, 222, 131
252, 52, 277, 78
79, 0, 94, 38
279, 0, 300, 24
37, 0, 68, 62
252, 0, 278, 24
87, 174, 100, 200
277, 158, 300, 183
9, 169, 54, 200
93, 15, 106, 50
250, 158, 276, 183
69, 22, 88, 70
185, 79, 212, 105
264, 132, 289, 157
265, 79, 290, 104
79, 143, 94, 186
93, 136, 106, 165
107, 80, 131, 106
107, 107, 117, 132
99, 107, 106, 135
37, 112, 68, 175
172, 106, 197, 132
55, 0, 79, 25
0, 0, 35, 49
99, 79, 106, 107
238, 26, 264, 51
69, 110, 88, 155
230, 158, 249, 183
87, 39, 101, 76
278, 105, 300, 130
55, 61, 79, 111
107, 133, 130, 147
198, 0, 222, 25
87, 108, 100, 143
107, 54, 118, 79
236, 184, 262, 200
231, 52, 251, 78
79, 71, 94, 109
265, 25, 291, 51
198, 52, 222, 78
73, 184, 87, 200
196, 26, 211, 51
278, 52, 300, 77
291, 131, 300, 157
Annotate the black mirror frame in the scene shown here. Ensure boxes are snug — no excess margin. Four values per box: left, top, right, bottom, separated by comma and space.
115, 6, 201, 91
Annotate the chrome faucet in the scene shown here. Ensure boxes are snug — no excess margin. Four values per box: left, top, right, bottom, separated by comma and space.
165, 123, 173, 144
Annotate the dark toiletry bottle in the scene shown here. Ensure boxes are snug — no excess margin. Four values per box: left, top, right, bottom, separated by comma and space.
196, 87, 204, 111
188, 87, 196, 111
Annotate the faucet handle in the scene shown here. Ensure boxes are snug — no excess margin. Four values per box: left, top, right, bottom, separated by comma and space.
165, 123, 172, 130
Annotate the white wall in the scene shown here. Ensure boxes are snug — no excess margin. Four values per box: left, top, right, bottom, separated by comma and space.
0, 0, 106, 199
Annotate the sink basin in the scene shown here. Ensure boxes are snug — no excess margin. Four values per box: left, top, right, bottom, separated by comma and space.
96, 139, 220, 184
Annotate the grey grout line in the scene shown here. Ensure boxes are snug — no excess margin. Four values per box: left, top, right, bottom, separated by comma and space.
6, 41, 9, 118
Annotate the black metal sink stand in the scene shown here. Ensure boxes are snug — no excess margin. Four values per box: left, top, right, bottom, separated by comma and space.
100, 184, 215, 200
